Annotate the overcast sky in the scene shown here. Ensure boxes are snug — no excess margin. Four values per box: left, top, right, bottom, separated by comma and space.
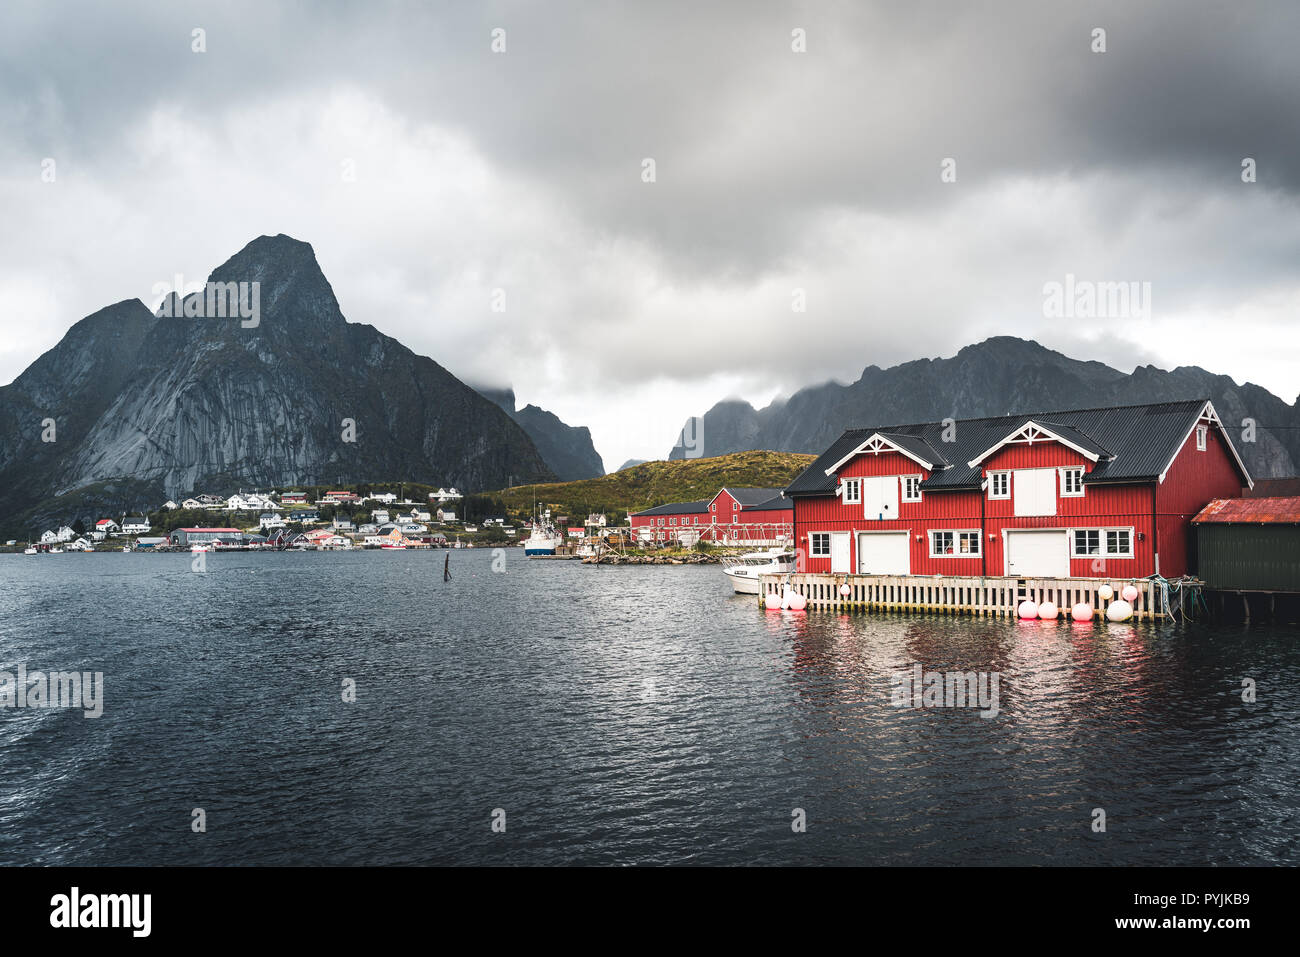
3, 1, 1298, 470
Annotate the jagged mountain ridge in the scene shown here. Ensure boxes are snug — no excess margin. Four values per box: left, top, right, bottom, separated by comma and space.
669, 337, 1300, 479
474, 386, 605, 480
0, 235, 555, 533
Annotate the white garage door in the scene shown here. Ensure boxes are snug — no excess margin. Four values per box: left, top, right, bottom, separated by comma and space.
857, 532, 910, 574
1005, 530, 1069, 577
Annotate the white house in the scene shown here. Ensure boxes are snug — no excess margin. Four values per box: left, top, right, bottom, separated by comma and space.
369, 492, 397, 504
68, 537, 94, 551
436, 508, 456, 522
225, 495, 252, 511
259, 512, 286, 530
161, 500, 179, 511
121, 517, 151, 534
429, 487, 463, 502
332, 517, 356, 531
92, 519, 120, 541
371, 509, 390, 524
181, 498, 202, 509
411, 507, 431, 521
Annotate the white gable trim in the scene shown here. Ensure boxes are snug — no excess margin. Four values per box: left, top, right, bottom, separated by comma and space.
1158, 400, 1253, 488
823, 433, 934, 476
966, 420, 1101, 469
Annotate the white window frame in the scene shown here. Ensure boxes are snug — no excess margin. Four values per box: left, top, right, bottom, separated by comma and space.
929, 529, 982, 558
1059, 467, 1085, 497
810, 532, 831, 557
901, 474, 923, 503
1196, 425, 1207, 451
988, 471, 1011, 500
1071, 527, 1134, 559
842, 478, 861, 504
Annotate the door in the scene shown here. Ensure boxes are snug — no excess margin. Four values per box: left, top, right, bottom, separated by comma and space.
857, 531, 910, 574
830, 532, 851, 573
863, 475, 899, 521
1013, 468, 1057, 516
1005, 529, 1069, 577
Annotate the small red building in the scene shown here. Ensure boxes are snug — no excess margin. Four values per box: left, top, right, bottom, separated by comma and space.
784, 399, 1250, 579
629, 487, 793, 545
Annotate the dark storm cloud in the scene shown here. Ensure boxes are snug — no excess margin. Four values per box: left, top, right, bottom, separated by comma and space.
1, 0, 1297, 467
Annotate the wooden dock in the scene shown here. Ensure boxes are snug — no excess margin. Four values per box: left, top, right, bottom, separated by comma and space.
759, 573, 1161, 619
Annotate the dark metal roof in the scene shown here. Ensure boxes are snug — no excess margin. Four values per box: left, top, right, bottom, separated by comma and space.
748, 495, 793, 512
1193, 496, 1300, 525
630, 499, 712, 517
720, 487, 786, 506
785, 399, 1227, 496
876, 432, 950, 467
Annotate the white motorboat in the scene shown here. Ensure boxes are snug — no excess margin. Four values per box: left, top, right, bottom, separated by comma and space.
722, 548, 796, 594
23, 546, 37, 555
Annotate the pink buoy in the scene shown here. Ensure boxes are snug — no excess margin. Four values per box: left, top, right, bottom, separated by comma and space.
1122, 584, 1139, 603
1071, 602, 1094, 622
789, 592, 808, 611
1018, 600, 1038, 619
1038, 601, 1058, 619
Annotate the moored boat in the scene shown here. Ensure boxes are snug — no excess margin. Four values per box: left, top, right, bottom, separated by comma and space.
722, 548, 796, 594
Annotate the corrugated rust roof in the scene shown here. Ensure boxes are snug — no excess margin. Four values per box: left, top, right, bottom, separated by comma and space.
1193, 496, 1300, 525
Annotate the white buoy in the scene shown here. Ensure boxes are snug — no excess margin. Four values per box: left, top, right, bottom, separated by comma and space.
1098, 584, 1114, 601
1018, 600, 1038, 619
839, 583, 851, 597
1071, 602, 1094, 622
1122, 584, 1139, 603
789, 592, 808, 611
1038, 601, 1058, 620
1106, 599, 1133, 622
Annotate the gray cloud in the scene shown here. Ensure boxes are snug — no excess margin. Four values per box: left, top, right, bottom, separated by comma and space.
2, 0, 1297, 470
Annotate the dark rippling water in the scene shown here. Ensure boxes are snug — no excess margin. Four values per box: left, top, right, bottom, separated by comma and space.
0, 549, 1296, 866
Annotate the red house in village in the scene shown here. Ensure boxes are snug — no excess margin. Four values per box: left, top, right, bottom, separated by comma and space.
783, 399, 1250, 579
629, 487, 793, 545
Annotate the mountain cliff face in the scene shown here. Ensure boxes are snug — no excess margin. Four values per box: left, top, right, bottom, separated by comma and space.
476, 386, 605, 480
0, 235, 554, 533
669, 337, 1300, 479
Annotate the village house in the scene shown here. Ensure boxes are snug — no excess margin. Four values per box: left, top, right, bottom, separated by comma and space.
436, 508, 456, 522
371, 509, 391, 524
783, 399, 1250, 579
121, 517, 151, 534
92, 518, 120, 541
411, 507, 431, 522
259, 512, 286, 530
287, 510, 320, 524
629, 488, 793, 545
280, 491, 309, 505
320, 491, 361, 506
368, 491, 397, 504
429, 487, 462, 502
181, 498, 202, 509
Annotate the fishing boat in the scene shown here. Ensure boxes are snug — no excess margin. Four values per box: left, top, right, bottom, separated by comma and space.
23, 545, 37, 555
721, 548, 796, 594
190, 543, 213, 553
523, 521, 563, 556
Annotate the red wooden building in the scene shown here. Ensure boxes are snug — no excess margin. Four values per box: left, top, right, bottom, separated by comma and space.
629, 487, 793, 545
783, 399, 1250, 579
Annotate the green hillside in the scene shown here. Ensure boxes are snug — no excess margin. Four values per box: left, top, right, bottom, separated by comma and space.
491, 450, 816, 522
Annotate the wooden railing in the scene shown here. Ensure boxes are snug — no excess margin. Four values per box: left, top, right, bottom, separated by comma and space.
759, 573, 1158, 619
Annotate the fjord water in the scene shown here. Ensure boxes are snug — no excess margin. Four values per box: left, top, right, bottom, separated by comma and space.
0, 550, 1295, 866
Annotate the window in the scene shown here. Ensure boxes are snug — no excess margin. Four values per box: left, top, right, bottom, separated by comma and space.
810, 533, 830, 557
1072, 528, 1133, 558
711, 504, 716, 512
902, 475, 922, 503
1106, 529, 1132, 556
930, 530, 981, 557
1060, 467, 1085, 497
988, 471, 1010, 499
669, 518, 676, 526
1196, 425, 1207, 451
843, 478, 861, 504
